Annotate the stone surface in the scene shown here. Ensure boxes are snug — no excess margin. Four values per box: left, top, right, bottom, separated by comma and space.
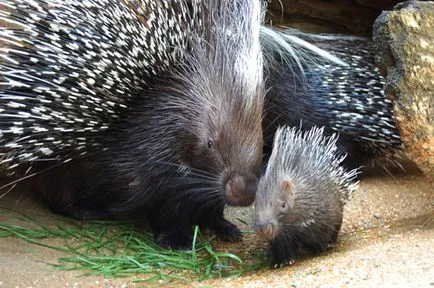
373, 1, 434, 182
0, 162, 432, 287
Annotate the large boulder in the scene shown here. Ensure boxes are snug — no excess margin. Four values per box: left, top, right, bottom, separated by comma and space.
373, 1, 434, 182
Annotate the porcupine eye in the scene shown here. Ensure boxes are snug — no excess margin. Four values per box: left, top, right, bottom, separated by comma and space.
280, 201, 290, 214
206, 139, 213, 149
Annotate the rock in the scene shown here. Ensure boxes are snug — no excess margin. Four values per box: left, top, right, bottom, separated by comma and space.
373, 1, 434, 182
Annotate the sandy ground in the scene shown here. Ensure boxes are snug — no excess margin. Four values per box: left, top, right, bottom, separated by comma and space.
0, 161, 432, 288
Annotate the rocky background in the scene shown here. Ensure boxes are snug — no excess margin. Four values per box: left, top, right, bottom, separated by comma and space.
373, 1, 434, 183
266, 0, 401, 35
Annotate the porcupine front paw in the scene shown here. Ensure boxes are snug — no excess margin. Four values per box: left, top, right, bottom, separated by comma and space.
154, 230, 193, 250
271, 248, 297, 269
272, 258, 295, 269
270, 239, 298, 269
212, 218, 242, 242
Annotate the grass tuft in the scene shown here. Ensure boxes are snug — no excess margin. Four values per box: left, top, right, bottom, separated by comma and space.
0, 208, 267, 282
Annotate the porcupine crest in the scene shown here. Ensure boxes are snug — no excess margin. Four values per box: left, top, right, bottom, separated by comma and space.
0, 0, 202, 172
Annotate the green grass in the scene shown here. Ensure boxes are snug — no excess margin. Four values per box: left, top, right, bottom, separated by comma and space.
0, 208, 267, 282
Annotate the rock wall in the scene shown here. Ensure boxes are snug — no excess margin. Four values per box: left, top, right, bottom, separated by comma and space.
373, 1, 434, 182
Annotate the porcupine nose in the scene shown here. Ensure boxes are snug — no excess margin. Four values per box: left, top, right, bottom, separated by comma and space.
225, 173, 257, 206
254, 221, 276, 240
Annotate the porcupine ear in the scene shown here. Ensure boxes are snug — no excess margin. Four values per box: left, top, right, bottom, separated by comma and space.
281, 179, 295, 207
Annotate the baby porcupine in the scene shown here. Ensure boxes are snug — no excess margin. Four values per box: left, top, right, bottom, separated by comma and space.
261, 27, 403, 172
254, 126, 360, 268
0, 0, 266, 249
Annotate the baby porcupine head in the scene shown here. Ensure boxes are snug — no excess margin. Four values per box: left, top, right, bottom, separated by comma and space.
254, 126, 360, 240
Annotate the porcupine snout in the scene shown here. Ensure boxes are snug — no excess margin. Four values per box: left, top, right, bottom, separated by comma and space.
225, 173, 258, 206
254, 220, 277, 240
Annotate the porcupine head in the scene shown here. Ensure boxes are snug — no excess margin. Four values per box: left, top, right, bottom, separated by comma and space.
254, 126, 359, 266
165, 0, 267, 207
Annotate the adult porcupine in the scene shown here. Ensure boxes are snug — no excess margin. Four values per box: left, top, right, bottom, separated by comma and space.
260, 27, 403, 171
0, 0, 266, 248
254, 126, 360, 267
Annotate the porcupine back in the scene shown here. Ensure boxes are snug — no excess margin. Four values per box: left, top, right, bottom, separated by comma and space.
0, 0, 202, 173
261, 27, 403, 170
0, 0, 267, 249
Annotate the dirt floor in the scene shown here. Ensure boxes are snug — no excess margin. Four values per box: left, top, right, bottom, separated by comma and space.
0, 160, 432, 288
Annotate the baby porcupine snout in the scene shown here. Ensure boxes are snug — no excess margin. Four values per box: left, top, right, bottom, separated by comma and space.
254, 219, 278, 240
225, 173, 258, 206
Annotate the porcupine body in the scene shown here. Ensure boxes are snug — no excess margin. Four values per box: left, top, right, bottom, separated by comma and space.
261, 27, 403, 171
254, 126, 360, 267
0, 0, 266, 249
0, 0, 201, 170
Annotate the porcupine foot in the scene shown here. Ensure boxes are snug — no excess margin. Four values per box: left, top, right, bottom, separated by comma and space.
272, 254, 297, 269
211, 218, 242, 242
270, 238, 299, 268
154, 229, 193, 250
152, 219, 242, 249
271, 249, 296, 269
273, 258, 295, 269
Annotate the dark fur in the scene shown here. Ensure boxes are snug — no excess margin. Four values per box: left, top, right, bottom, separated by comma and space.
268, 208, 343, 266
